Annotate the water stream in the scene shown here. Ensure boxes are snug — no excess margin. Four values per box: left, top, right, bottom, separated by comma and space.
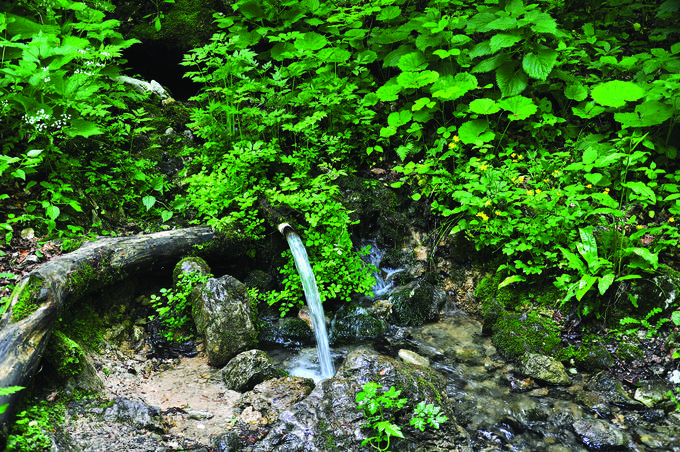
278, 223, 335, 379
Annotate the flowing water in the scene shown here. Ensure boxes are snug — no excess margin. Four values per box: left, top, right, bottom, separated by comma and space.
278, 223, 335, 379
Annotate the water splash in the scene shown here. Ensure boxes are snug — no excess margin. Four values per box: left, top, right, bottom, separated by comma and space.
363, 239, 404, 298
278, 223, 335, 379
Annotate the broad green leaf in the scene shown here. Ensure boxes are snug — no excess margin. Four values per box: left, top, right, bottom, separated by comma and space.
505, 0, 526, 16
591, 80, 645, 107
559, 247, 586, 274
584, 172, 611, 186
458, 119, 495, 145
565, 84, 588, 101
572, 101, 605, 119
522, 48, 558, 80
577, 226, 598, 266
470, 41, 492, 59
380, 126, 397, 138
469, 98, 500, 115
598, 273, 615, 295
383, 45, 415, 67
398, 52, 428, 72
431, 73, 478, 101
497, 95, 537, 120
576, 275, 598, 301
64, 119, 102, 138
46, 204, 60, 221
672, 311, 680, 326
397, 70, 438, 89
528, 11, 558, 35
471, 53, 511, 73
622, 181, 656, 204
498, 274, 525, 289
466, 12, 497, 33
27, 149, 43, 157
630, 247, 659, 269
317, 47, 351, 63
388, 110, 412, 128
376, 79, 401, 101
490, 32, 522, 53
496, 63, 528, 96
356, 49, 377, 64
369, 27, 409, 45
614, 101, 674, 127
488, 16, 517, 30
142, 196, 156, 211
161, 210, 173, 222
412, 97, 436, 111
378, 5, 401, 21
362, 92, 379, 106
295, 32, 327, 51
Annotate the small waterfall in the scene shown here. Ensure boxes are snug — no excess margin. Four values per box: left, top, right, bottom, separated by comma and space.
363, 239, 404, 298
278, 223, 335, 379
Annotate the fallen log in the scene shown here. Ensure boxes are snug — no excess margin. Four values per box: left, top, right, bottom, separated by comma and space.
0, 226, 219, 435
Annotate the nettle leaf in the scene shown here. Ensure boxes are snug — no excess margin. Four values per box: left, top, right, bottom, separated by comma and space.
505, 0, 526, 16
431, 73, 478, 101
565, 84, 588, 101
466, 12, 497, 33
591, 80, 645, 108
46, 204, 60, 221
498, 95, 537, 120
469, 98, 500, 115
527, 11, 558, 35
398, 51, 428, 72
614, 100, 674, 127
388, 110, 412, 128
490, 32, 522, 53
572, 101, 605, 119
378, 5, 401, 21
451, 34, 473, 46
295, 32, 327, 51
471, 53, 511, 73
623, 181, 656, 204
488, 16, 517, 30
469, 40, 492, 59
458, 119, 495, 145
522, 48, 558, 80
496, 62, 528, 97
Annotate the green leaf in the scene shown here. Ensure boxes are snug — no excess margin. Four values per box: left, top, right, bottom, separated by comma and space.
64, 119, 102, 138
497, 95, 537, 120
388, 110, 412, 128
398, 52, 428, 72
630, 247, 659, 269
458, 119, 495, 145
161, 210, 173, 222
572, 101, 605, 119
380, 126, 397, 138
471, 53, 511, 73
565, 84, 588, 101
577, 226, 598, 265
591, 80, 646, 108
488, 16, 518, 30
522, 48, 558, 80
559, 247, 587, 274
397, 70, 439, 89
46, 204, 60, 221
317, 47, 351, 63
614, 101, 674, 127
622, 181, 656, 204
496, 63, 528, 97
470, 40, 493, 58
383, 45, 415, 67
576, 275, 598, 301
412, 97, 436, 111
498, 274, 525, 289
431, 73, 478, 101
356, 50, 377, 64
378, 5, 401, 21
27, 149, 43, 157
598, 273, 615, 295
143, 195, 156, 211
490, 32, 522, 53
376, 80, 401, 101
295, 32, 327, 51
469, 98, 500, 115
528, 11, 558, 35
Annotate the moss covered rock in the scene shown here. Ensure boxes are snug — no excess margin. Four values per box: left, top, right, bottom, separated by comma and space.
491, 312, 562, 361
389, 279, 445, 327
329, 304, 388, 345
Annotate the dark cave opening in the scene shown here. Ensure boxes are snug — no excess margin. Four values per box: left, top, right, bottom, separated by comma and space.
122, 41, 203, 100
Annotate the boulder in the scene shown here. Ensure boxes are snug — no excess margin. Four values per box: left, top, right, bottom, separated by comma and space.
520, 353, 570, 385
236, 376, 315, 425
192, 275, 258, 367
573, 418, 625, 449
251, 349, 471, 452
389, 279, 446, 327
222, 350, 284, 392
329, 304, 388, 345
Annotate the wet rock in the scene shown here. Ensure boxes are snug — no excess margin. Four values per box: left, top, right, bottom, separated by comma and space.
222, 350, 284, 392
330, 304, 388, 344
520, 353, 570, 385
192, 275, 258, 367
172, 256, 210, 285
237, 377, 315, 424
212, 432, 242, 452
398, 349, 430, 367
258, 317, 314, 348
586, 371, 642, 407
634, 379, 672, 408
103, 398, 166, 433
573, 344, 615, 372
389, 279, 446, 326
490, 312, 562, 361
251, 348, 471, 452
573, 418, 626, 449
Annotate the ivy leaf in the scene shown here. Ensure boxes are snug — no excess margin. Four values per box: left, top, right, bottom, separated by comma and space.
522, 48, 558, 80
458, 119, 495, 145
388, 110, 412, 128
143, 196, 156, 211
295, 32, 327, 51
469, 98, 500, 115
490, 32, 522, 53
498, 95, 537, 120
496, 62, 528, 97
591, 80, 645, 108
565, 84, 588, 101
614, 101, 674, 127
398, 52, 428, 72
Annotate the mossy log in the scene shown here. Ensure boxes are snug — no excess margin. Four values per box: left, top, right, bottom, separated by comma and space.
0, 226, 217, 434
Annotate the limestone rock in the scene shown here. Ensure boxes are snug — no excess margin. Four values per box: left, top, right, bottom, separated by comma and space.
237, 376, 315, 424
398, 349, 430, 367
192, 275, 258, 367
222, 350, 284, 392
520, 353, 570, 385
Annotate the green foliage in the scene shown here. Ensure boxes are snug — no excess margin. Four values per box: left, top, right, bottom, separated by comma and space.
0, 386, 24, 415
5, 398, 64, 452
410, 400, 449, 432
144, 0, 176, 32
149, 270, 210, 341
618, 306, 670, 338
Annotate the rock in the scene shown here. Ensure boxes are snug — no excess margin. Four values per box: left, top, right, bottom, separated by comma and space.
398, 349, 430, 367
237, 377, 315, 424
103, 398, 166, 434
187, 410, 214, 420
330, 304, 388, 344
573, 418, 626, 449
389, 278, 446, 326
251, 349, 471, 452
586, 371, 642, 407
259, 317, 314, 348
172, 256, 211, 285
634, 379, 672, 408
573, 344, 615, 372
212, 432, 242, 452
490, 312, 562, 361
222, 350, 284, 392
192, 275, 258, 367
520, 353, 570, 385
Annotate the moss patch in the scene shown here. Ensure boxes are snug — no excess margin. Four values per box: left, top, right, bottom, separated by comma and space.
11, 275, 46, 322
491, 312, 562, 361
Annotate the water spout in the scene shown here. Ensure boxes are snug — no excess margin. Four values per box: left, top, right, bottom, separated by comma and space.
278, 223, 335, 379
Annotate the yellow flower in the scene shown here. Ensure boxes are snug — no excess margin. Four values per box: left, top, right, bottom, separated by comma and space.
518, 176, 525, 183
453, 135, 460, 142
586, 184, 593, 189
495, 210, 501, 216
448, 142, 456, 149
553, 170, 560, 175
485, 200, 492, 206
511, 153, 517, 158
670, 217, 675, 223
511, 177, 517, 183
527, 190, 534, 196
512, 159, 518, 163
518, 154, 523, 160
555, 191, 562, 196
543, 179, 549, 183
476, 212, 489, 221
603, 187, 610, 194
535, 189, 542, 194
480, 164, 488, 171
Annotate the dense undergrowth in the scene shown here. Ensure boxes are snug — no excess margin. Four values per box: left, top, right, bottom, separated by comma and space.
1, 0, 680, 327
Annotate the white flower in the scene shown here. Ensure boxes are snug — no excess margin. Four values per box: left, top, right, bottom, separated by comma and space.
670, 370, 680, 385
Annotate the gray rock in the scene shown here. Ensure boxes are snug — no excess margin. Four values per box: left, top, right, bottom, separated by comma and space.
252, 349, 471, 452
103, 398, 165, 433
330, 304, 388, 344
634, 379, 672, 407
573, 418, 625, 449
389, 279, 446, 326
586, 371, 642, 407
192, 275, 258, 367
222, 350, 284, 392
237, 376, 315, 424
520, 353, 570, 385
398, 349, 430, 367
173, 257, 210, 285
